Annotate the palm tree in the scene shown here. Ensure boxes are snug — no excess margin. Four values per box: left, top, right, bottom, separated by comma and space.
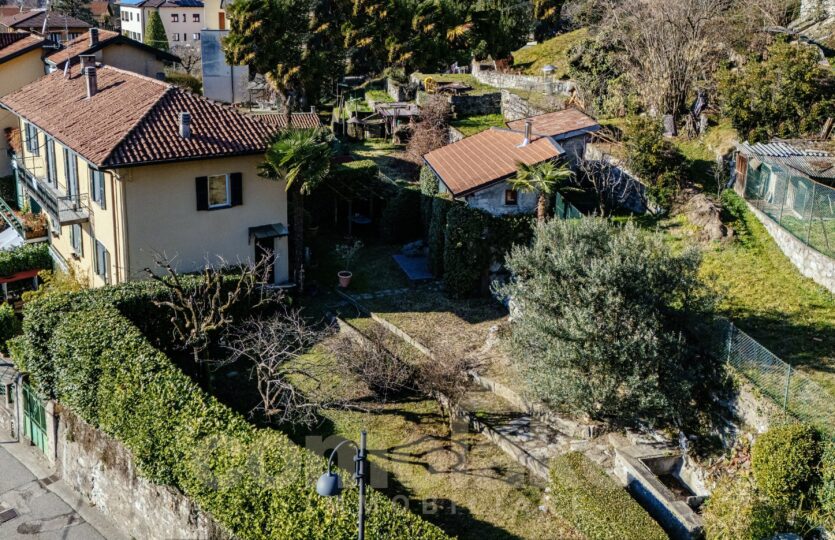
260, 128, 333, 290
511, 160, 574, 222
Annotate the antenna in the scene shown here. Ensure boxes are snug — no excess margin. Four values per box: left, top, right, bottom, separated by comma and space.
41, 0, 50, 36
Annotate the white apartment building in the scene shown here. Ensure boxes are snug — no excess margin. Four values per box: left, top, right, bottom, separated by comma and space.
118, 0, 204, 49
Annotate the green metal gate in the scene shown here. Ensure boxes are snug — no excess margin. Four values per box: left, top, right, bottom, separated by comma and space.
22, 383, 47, 453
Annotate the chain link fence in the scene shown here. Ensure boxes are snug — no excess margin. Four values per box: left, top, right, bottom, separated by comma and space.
742, 160, 835, 258
722, 319, 835, 433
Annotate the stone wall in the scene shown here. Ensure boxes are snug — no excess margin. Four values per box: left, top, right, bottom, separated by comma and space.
471, 61, 575, 95
800, 0, 835, 19
57, 408, 230, 540
386, 78, 414, 102
416, 91, 502, 116
501, 90, 549, 121
746, 203, 835, 293
448, 126, 465, 143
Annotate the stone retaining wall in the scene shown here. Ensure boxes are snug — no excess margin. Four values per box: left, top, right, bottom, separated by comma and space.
471, 61, 574, 95
416, 91, 502, 116
57, 408, 228, 540
746, 203, 835, 293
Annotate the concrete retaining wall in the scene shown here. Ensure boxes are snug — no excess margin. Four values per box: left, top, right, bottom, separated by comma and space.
746, 203, 835, 293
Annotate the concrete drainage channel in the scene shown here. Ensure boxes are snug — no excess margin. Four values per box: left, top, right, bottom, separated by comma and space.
335, 293, 712, 539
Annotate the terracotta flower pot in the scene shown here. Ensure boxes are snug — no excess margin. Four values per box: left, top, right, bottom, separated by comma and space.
338, 271, 352, 288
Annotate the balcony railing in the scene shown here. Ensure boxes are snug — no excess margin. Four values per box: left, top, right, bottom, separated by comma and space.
11, 155, 89, 226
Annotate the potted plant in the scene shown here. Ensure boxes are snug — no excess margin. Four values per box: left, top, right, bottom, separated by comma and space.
335, 240, 363, 288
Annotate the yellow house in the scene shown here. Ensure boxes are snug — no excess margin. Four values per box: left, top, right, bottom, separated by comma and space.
0, 63, 290, 287
44, 28, 180, 78
0, 32, 46, 176
202, 0, 227, 30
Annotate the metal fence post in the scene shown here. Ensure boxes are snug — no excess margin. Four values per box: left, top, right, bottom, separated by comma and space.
806, 181, 817, 246
783, 365, 792, 412
726, 322, 734, 363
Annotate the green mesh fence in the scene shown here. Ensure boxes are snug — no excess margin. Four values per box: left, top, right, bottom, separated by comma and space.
743, 161, 835, 258
723, 320, 835, 434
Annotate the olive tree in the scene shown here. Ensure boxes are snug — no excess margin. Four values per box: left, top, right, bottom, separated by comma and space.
497, 218, 723, 426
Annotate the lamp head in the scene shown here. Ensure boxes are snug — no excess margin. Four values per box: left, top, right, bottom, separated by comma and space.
316, 472, 343, 497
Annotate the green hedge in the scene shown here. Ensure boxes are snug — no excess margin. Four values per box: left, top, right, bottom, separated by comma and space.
428, 196, 453, 276
549, 452, 666, 540
752, 423, 822, 506
419, 166, 439, 236
13, 285, 449, 540
440, 204, 534, 297
0, 302, 19, 353
0, 242, 52, 277
331, 159, 379, 184
381, 187, 422, 243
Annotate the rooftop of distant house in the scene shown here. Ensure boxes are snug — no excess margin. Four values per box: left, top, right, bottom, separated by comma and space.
506, 108, 600, 140
738, 139, 835, 180
0, 32, 45, 64
0, 64, 278, 168
424, 127, 564, 196
0, 10, 92, 30
116, 0, 204, 8
46, 28, 180, 68
249, 111, 323, 130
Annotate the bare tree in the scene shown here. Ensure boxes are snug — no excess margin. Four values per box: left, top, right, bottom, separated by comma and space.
144, 254, 278, 365
406, 95, 451, 164
576, 157, 642, 216
171, 44, 202, 77
223, 311, 328, 426
329, 325, 416, 400
416, 348, 481, 433
603, 0, 730, 130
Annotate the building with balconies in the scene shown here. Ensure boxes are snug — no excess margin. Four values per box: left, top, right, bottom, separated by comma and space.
0, 61, 290, 287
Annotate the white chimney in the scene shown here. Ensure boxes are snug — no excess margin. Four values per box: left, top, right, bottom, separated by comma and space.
84, 66, 97, 99
518, 119, 533, 148
90, 28, 99, 46
179, 112, 191, 139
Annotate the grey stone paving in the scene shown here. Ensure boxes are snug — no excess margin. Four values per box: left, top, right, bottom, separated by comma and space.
0, 445, 106, 540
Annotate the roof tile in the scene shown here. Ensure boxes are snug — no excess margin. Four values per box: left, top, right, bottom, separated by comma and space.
0, 32, 43, 63
506, 108, 600, 138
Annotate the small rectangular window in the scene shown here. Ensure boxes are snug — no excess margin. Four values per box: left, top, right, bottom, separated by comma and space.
71, 224, 83, 256
208, 174, 230, 208
95, 239, 109, 284
173, 33, 180, 41
193, 33, 200, 40
193, 13, 200, 22
24, 123, 39, 156
171, 13, 179, 22
504, 189, 518, 206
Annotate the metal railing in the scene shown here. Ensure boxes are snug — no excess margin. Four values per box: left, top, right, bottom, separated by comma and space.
722, 320, 835, 433
742, 161, 835, 259
12, 156, 89, 226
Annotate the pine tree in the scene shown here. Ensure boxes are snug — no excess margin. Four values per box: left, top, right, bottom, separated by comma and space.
52, 0, 95, 26
144, 10, 169, 52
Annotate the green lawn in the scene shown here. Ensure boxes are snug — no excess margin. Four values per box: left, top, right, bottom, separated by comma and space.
510, 28, 589, 78
450, 114, 507, 137
287, 346, 583, 540
366, 89, 395, 105
344, 139, 419, 183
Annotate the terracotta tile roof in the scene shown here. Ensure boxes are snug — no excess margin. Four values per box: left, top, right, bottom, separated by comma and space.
1, 11, 92, 30
45, 29, 179, 67
90, 1, 111, 18
424, 128, 564, 196
251, 111, 322, 130
0, 65, 277, 168
506, 108, 600, 139
0, 32, 44, 63
46, 29, 119, 66
117, 0, 203, 7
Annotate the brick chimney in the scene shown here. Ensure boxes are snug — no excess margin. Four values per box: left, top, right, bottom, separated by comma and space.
89, 28, 99, 46
179, 112, 191, 139
85, 66, 97, 99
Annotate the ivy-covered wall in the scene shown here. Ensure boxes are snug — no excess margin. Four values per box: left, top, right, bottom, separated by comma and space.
10, 283, 450, 540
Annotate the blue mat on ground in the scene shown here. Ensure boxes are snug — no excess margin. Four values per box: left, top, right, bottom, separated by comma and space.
392, 254, 433, 282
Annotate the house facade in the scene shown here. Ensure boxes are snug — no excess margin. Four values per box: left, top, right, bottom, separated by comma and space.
118, 0, 203, 49
45, 28, 179, 77
0, 63, 290, 287
0, 33, 47, 176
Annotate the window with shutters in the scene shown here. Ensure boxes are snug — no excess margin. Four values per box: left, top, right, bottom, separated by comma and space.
24, 123, 39, 156
197, 173, 242, 211
46, 138, 57, 185
71, 224, 83, 257
63, 148, 79, 199
89, 165, 106, 209
95, 239, 109, 283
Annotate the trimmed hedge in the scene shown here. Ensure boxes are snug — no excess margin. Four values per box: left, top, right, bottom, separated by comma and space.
381, 187, 422, 243
752, 423, 822, 505
549, 452, 666, 540
331, 159, 379, 184
428, 196, 453, 276
0, 242, 52, 277
13, 284, 450, 540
